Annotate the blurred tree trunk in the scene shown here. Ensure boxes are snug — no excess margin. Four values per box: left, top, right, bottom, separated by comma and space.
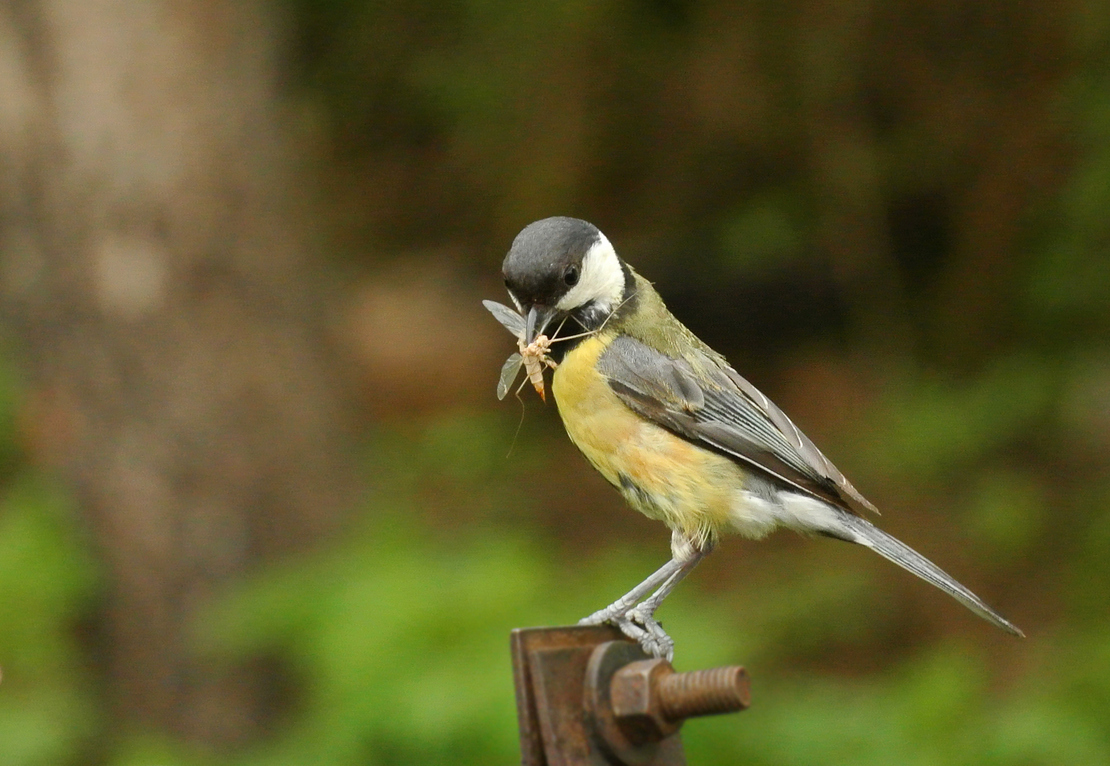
0, 0, 357, 748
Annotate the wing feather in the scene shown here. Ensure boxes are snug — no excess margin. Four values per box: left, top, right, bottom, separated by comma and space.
598, 336, 878, 516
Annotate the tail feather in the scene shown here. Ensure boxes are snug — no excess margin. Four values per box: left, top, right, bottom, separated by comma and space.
838, 514, 1024, 637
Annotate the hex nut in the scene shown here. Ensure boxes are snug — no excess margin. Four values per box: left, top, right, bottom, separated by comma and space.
609, 658, 680, 741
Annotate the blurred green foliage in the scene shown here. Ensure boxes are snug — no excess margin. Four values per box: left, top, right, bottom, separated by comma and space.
4, 1, 1110, 764
0, 364, 100, 766
193, 412, 1107, 766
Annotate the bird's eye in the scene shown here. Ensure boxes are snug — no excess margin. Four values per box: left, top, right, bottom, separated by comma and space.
563, 265, 580, 286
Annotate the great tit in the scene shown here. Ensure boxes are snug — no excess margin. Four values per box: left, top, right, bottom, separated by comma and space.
490, 215, 1023, 659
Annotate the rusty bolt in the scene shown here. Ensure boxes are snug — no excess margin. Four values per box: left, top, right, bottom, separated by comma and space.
610, 658, 750, 742
658, 664, 751, 720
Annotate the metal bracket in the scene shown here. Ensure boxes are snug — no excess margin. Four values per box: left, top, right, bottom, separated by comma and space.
511, 626, 750, 766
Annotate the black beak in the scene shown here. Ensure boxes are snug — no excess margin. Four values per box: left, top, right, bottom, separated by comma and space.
525, 305, 558, 345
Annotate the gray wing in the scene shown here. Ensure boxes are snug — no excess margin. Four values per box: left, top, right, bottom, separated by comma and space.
483, 300, 526, 339
497, 353, 523, 400
598, 335, 879, 516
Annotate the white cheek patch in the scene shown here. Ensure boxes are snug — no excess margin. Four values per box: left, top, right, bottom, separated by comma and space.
556, 232, 625, 312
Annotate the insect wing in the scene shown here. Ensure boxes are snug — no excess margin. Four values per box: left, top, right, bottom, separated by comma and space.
482, 300, 526, 339
497, 352, 523, 400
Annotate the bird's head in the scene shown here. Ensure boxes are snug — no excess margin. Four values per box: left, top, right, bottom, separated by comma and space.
502, 217, 629, 343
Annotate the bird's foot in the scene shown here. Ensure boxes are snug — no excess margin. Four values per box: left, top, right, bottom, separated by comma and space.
578, 604, 674, 661
618, 606, 675, 661
578, 603, 623, 627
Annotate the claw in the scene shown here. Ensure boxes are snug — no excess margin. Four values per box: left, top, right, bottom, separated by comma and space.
579, 603, 675, 660
626, 607, 674, 661
579, 605, 620, 627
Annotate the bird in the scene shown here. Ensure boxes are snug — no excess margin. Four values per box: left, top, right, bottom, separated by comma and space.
488, 215, 1023, 660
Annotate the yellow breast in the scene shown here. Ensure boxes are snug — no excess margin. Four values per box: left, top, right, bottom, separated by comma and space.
551, 333, 745, 545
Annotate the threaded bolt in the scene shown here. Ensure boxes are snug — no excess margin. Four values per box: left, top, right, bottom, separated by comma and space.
658, 665, 750, 721
609, 657, 750, 743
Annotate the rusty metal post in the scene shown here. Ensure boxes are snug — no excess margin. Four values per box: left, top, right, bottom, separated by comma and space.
511, 626, 750, 766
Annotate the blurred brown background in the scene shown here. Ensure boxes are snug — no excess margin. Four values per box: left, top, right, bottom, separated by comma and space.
0, 2, 1107, 765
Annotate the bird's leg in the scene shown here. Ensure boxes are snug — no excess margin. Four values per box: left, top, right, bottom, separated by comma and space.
625, 541, 713, 660
578, 557, 685, 627
579, 532, 714, 661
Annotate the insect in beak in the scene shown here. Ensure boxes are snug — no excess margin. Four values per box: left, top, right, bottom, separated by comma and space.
483, 300, 561, 401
